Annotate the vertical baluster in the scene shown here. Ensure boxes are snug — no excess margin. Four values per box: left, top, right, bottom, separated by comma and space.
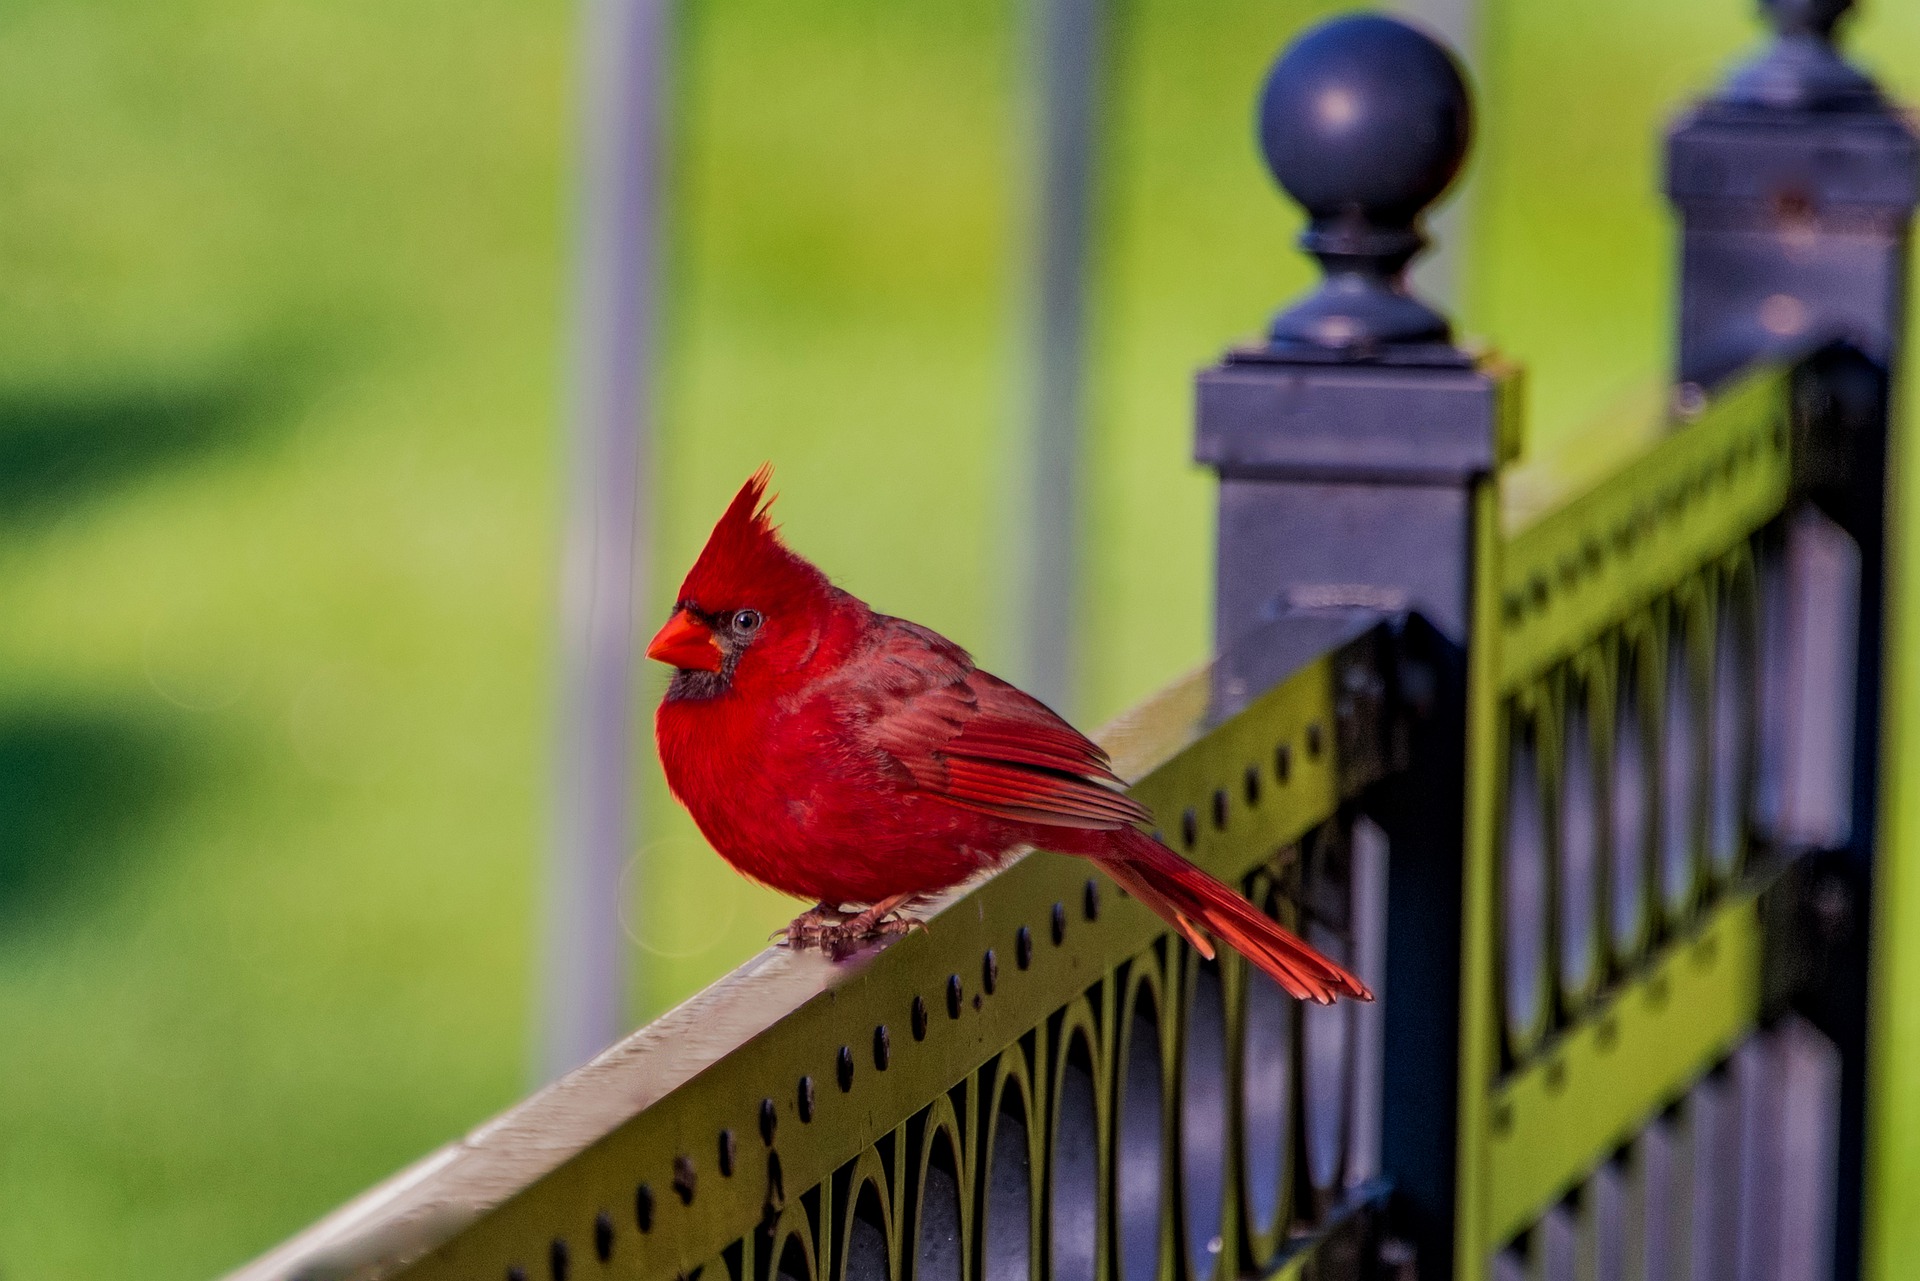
1658, 590, 1709, 933
1707, 553, 1759, 885
907, 1101, 968, 1281
1734, 1035, 1779, 1281
768, 1206, 821, 1281
1048, 1003, 1105, 1281
1115, 962, 1169, 1281
1237, 878, 1295, 1269
1590, 1151, 1638, 1281
839, 1160, 894, 1281
1612, 626, 1658, 973
1179, 954, 1230, 1279
1346, 817, 1390, 1188
1771, 509, 1860, 850
1502, 708, 1551, 1062
1301, 823, 1356, 1214
1540, 1199, 1580, 1281
1751, 529, 1792, 842
1492, 1238, 1530, 1281
980, 1049, 1038, 1281
1644, 1104, 1697, 1281
1750, 1017, 1843, 1281
1559, 663, 1604, 1016
1688, 1068, 1744, 1281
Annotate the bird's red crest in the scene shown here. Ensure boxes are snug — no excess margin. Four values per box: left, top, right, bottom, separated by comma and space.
678, 466, 830, 611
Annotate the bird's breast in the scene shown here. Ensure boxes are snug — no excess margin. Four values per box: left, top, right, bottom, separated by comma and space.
655, 692, 1010, 903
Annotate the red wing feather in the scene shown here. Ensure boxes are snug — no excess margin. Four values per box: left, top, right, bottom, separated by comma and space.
1097, 828, 1372, 1004
951, 674, 1118, 769
940, 758, 1149, 829
944, 739, 1110, 776
948, 725, 1112, 775
855, 618, 1144, 831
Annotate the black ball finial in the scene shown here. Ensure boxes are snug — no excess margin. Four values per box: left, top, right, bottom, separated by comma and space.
1715, 0, 1878, 112
1256, 14, 1471, 356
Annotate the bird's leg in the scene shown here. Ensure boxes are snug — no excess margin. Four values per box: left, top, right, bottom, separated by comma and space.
775, 902, 850, 947
836, 893, 924, 940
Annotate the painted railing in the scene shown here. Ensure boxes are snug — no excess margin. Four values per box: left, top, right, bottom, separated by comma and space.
230, 2, 1916, 1280
234, 611, 1426, 1281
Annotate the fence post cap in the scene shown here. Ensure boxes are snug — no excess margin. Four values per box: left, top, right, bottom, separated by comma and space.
1763, 0, 1852, 38
1257, 13, 1471, 357
1714, 0, 1879, 113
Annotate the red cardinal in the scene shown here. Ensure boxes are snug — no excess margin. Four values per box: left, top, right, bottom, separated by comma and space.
649, 469, 1369, 1004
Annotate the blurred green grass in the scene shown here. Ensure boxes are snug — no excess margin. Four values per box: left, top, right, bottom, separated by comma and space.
0, 1, 565, 1275
2, 0, 1919, 1277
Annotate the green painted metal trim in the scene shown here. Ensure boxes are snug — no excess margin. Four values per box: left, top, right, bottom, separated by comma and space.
1865, 250, 1920, 1281
1456, 481, 1507, 1281
400, 654, 1351, 1281
1483, 885, 1764, 1247
1496, 367, 1791, 693
227, 628, 1393, 1281
1266, 1250, 1308, 1281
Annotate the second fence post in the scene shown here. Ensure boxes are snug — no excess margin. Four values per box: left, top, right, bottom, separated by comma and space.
1668, 3, 1919, 1276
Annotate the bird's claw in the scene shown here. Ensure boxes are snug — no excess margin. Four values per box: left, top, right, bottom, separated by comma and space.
777, 898, 927, 956
774, 903, 852, 947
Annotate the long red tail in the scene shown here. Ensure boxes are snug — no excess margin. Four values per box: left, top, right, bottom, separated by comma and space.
1093, 827, 1371, 1005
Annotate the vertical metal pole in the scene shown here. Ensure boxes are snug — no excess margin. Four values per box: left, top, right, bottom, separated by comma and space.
543, 0, 668, 1082
1016, 0, 1102, 715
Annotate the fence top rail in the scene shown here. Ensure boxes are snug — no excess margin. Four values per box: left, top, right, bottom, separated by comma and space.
1497, 363, 1789, 537
228, 607, 1398, 1281
1488, 363, 1794, 690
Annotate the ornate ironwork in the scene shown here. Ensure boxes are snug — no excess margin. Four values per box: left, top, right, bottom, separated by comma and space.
231, 616, 1412, 1281
1458, 363, 1873, 1273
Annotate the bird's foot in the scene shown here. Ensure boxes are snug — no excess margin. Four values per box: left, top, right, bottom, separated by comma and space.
774, 903, 851, 948
821, 894, 927, 954
779, 895, 928, 957
846, 892, 927, 935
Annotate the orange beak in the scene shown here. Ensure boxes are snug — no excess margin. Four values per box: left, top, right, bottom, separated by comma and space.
647, 609, 723, 672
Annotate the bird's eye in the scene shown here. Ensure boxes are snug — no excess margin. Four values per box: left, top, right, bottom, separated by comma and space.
730, 609, 763, 635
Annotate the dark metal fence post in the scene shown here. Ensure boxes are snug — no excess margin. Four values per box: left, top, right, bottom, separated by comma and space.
1197, 17, 1510, 649
1668, 5, 1917, 1276
1667, 0, 1917, 390
1192, 17, 1514, 1277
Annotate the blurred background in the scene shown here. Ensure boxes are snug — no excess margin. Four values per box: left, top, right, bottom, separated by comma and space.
4, 1, 1920, 1277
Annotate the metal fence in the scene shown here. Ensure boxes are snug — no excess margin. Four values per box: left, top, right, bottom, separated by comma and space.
230, 3, 1916, 1280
